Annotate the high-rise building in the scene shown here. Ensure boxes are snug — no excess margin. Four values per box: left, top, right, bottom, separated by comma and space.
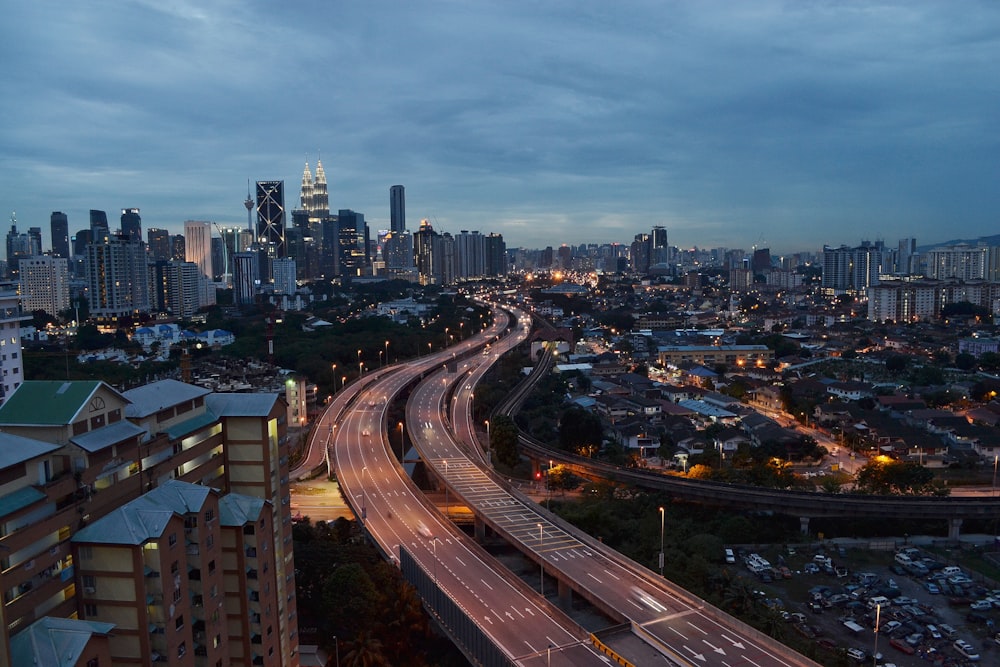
72, 229, 92, 258
184, 220, 214, 280
897, 238, 917, 274
822, 242, 883, 295
484, 233, 507, 277
89, 209, 110, 244
651, 225, 668, 265
256, 181, 286, 258
413, 219, 438, 285
630, 233, 650, 274
751, 248, 772, 273
456, 230, 485, 280
390, 185, 405, 234
233, 252, 260, 307
18, 256, 70, 315
923, 244, 989, 281
272, 257, 297, 296
382, 231, 415, 276
86, 234, 150, 319
312, 161, 329, 218
50, 212, 70, 258
0, 292, 28, 402
336, 209, 368, 278
171, 234, 186, 261
146, 228, 170, 261
120, 208, 142, 240
5, 215, 40, 279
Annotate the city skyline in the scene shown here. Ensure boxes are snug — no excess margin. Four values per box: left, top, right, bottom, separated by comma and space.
2, 2, 998, 254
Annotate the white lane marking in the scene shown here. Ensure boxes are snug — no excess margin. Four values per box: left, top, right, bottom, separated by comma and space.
480, 579, 494, 591
587, 573, 603, 584
687, 620, 708, 635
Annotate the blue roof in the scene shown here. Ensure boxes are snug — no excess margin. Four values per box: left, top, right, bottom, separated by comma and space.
0, 486, 46, 519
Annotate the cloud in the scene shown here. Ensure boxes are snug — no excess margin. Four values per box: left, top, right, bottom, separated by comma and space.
0, 0, 997, 254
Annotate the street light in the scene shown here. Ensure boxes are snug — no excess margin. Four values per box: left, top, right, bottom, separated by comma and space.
443, 460, 449, 520
398, 422, 404, 460
331, 363, 337, 390
379, 350, 383, 368
538, 523, 544, 596
384, 340, 390, 366
332, 635, 339, 667
341, 375, 346, 391
873, 603, 880, 667
658, 506, 665, 577
993, 455, 998, 497
547, 460, 553, 511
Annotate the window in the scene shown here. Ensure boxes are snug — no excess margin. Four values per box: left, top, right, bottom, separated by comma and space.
204, 509, 215, 523
211, 584, 218, 598
168, 533, 177, 547
175, 615, 184, 631
173, 588, 182, 603
82, 575, 96, 592
86, 660, 99, 667
206, 534, 214, 549
171, 561, 179, 574
84, 603, 97, 616
177, 642, 186, 658
79, 546, 93, 561
214, 634, 221, 648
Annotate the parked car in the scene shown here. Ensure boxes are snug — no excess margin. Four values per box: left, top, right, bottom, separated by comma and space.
969, 600, 993, 611
924, 582, 941, 594
846, 647, 866, 662
904, 632, 923, 647
953, 639, 980, 661
890, 638, 915, 655
881, 620, 902, 635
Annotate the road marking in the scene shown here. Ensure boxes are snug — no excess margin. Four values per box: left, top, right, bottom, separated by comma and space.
686, 620, 707, 635
669, 627, 687, 640
587, 573, 603, 584
603, 569, 620, 580
702, 640, 725, 655
455, 556, 466, 566
480, 579, 494, 591
719, 634, 745, 649
682, 646, 706, 662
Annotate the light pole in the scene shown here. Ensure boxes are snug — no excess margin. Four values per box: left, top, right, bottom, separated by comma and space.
547, 644, 552, 667
872, 603, 880, 667
443, 460, 449, 519
341, 375, 346, 391
358, 360, 364, 377
538, 523, 544, 596
384, 340, 390, 366
379, 350, 383, 368
332, 635, 339, 667
658, 506, 665, 577
331, 363, 337, 390
398, 422, 404, 460
547, 460, 553, 511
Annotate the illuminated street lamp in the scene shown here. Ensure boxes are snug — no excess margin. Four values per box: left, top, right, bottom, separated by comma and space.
384, 340, 390, 366
398, 422, 404, 460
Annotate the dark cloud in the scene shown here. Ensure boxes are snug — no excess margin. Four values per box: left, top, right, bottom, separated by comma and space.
1, 0, 997, 253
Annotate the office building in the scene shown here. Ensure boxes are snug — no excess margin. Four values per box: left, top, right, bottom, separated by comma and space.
233, 252, 260, 307
336, 210, 368, 278
272, 257, 297, 296
147, 228, 171, 261
897, 238, 917, 274
390, 185, 405, 234
256, 181, 286, 259
413, 219, 438, 285
121, 208, 142, 241
0, 378, 299, 667
5, 217, 40, 279
171, 234, 186, 261
49, 212, 70, 258
17, 256, 70, 316
184, 220, 214, 280
89, 210, 110, 245
484, 233, 507, 277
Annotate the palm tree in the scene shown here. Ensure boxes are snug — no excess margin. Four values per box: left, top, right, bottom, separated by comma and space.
341, 630, 388, 667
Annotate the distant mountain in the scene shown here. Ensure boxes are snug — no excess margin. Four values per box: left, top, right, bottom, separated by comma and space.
916, 234, 1000, 253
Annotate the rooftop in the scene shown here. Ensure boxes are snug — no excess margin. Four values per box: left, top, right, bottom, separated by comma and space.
123, 379, 211, 419
0, 381, 110, 426
10, 616, 116, 667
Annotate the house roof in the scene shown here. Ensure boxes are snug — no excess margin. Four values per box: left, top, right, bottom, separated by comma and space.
219, 492, 267, 527
70, 420, 147, 453
73, 480, 215, 546
123, 379, 211, 419
0, 381, 115, 426
10, 617, 116, 667
206, 393, 280, 417
0, 432, 61, 469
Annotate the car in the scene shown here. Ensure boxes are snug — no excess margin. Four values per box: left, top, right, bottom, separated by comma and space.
789, 612, 807, 624
904, 632, 923, 647
890, 564, 906, 576
926, 624, 942, 640
893, 597, 917, 606
881, 620, 902, 635
953, 639, 980, 661
970, 600, 993, 611
890, 638, 915, 655
924, 582, 941, 594
361, 429, 371, 437
845, 647, 866, 662
724, 548, 736, 564
803, 563, 820, 574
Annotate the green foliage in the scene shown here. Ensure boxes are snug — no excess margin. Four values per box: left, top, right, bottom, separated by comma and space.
955, 352, 977, 370
854, 459, 944, 495
557, 407, 603, 455
489, 414, 520, 467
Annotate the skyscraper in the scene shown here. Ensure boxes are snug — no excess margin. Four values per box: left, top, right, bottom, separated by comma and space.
89, 209, 109, 244
390, 184, 405, 234
147, 227, 170, 260
50, 211, 69, 258
120, 207, 142, 240
86, 234, 150, 319
18, 256, 70, 315
256, 180, 286, 258
184, 220, 213, 279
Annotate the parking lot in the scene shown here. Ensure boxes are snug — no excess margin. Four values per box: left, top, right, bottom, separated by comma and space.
735, 542, 1000, 666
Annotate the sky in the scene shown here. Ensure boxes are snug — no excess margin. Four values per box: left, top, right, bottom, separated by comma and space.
1, 1, 998, 255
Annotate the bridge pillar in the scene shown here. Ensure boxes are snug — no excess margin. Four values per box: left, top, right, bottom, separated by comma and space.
799, 517, 810, 535
474, 516, 486, 543
557, 579, 572, 611
948, 517, 963, 541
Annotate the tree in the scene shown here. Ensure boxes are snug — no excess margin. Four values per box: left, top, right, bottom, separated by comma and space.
884, 354, 909, 372
955, 353, 977, 371
489, 414, 520, 468
558, 407, 603, 455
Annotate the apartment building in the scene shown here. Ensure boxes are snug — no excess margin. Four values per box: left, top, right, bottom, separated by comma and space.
0, 379, 298, 667
657, 344, 774, 368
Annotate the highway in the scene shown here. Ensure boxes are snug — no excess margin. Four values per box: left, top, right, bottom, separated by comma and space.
409, 316, 814, 667
319, 302, 819, 666
329, 309, 609, 666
